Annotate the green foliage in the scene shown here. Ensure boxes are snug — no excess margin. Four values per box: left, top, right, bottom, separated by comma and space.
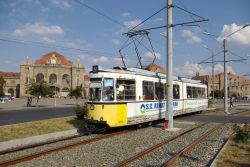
26, 79, 53, 99
0, 77, 6, 96
213, 90, 223, 98
208, 99, 214, 108
75, 104, 88, 119
69, 84, 83, 99
233, 124, 250, 143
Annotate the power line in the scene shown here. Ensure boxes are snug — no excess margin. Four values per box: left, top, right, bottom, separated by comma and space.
74, 0, 124, 27
128, 6, 166, 32
0, 36, 117, 57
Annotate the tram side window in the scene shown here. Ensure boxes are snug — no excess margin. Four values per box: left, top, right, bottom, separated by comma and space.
192, 87, 198, 98
202, 88, 207, 98
116, 79, 136, 101
143, 81, 154, 100
187, 86, 192, 98
155, 82, 164, 100
102, 78, 114, 101
197, 88, 201, 98
173, 84, 180, 99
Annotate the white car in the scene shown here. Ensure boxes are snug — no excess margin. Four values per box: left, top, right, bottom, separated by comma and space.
0, 96, 9, 102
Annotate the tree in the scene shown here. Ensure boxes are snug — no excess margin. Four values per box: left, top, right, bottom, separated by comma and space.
26, 79, 52, 104
0, 77, 6, 96
69, 84, 83, 104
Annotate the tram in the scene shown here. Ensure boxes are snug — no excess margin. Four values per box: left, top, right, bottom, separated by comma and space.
86, 65, 208, 128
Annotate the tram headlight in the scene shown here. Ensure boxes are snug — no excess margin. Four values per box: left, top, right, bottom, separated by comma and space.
100, 117, 103, 121
90, 104, 94, 110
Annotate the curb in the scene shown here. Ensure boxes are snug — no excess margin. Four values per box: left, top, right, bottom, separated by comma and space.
0, 129, 80, 154
210, 134, 233, 167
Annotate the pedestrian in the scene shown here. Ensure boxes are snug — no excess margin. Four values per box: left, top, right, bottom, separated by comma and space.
230, 97, 233, 108
26, 97, 30, 107
29, 97, 32, 107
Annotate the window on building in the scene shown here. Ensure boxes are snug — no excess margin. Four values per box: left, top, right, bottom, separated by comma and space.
62, 74, 70, 85
76, 74, 80, 86
36, 73, 44, 83
102, 78, 114, 101
116, 79, 136, 101
143, 81, 154, 100
49, 74, 57, 85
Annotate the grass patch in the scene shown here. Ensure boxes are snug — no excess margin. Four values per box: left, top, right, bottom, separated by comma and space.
0, 116, 86, 142
215, 139, 250, 167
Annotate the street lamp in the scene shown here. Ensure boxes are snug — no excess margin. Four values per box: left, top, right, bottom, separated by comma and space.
202, 44, 215, 99
223, 24, 249, 114
204, 23, 250, 114
52, 79, 57, 107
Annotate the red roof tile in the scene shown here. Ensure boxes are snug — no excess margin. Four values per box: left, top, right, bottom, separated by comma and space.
144, 64, 165, 73
35, 51, 72, 66
0, 72, 20, 77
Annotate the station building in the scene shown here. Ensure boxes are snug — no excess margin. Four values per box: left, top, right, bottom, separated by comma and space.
0, 51, 87, 98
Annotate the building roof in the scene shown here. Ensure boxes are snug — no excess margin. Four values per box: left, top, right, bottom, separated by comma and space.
0, 72, 20, 78
144, 64, 166, 73
34, 51, 72, 66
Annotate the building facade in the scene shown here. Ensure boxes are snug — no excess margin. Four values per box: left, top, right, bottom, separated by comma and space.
0, 72, 20, 97
192, 72, 250, 97
0, 51, 87, 98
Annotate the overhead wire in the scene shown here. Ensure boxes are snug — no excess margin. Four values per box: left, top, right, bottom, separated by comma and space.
128, 6, 166, 32
74, 0, 124, 27
0, 36, 118, 57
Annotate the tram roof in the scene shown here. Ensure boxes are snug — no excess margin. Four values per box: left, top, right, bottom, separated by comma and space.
90, 66, 201, 84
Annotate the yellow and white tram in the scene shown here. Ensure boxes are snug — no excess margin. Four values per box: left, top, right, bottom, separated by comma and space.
87, 66, 208, 128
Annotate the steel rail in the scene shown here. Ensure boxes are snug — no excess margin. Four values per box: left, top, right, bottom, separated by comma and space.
163, 123, 225, 167
0, 130, 130, 167
114, 123, 207, 167
163, 110, 249, 167
0, 134, 85, 155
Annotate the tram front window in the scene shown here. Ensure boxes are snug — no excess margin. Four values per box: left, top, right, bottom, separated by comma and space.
103, 78, 114, 101
89, 79, 102, 101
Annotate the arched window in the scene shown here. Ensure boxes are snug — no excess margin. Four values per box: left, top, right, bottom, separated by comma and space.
36, 73, 44, 83
62, 74, 70, 85
49, 74, 57, 84
8, 88, 14, 97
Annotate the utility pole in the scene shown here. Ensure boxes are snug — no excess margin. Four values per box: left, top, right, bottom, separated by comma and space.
165, 0, 174, 130
223, 39, 228, 114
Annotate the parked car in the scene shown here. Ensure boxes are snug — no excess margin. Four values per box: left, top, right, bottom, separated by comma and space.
0, 96, 9, 102
5, 95, 15, 100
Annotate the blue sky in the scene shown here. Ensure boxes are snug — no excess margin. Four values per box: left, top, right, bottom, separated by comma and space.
0, 0, 249, 78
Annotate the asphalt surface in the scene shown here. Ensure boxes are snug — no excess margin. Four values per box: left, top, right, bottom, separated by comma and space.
0, 98, 249, 126
0, 98, 84, 126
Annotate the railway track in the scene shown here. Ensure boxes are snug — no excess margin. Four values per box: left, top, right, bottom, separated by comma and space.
0, 130, 130, 167
0, 110, 248, 166
115, 111, 249, 167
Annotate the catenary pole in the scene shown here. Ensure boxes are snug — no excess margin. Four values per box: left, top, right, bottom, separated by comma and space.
223, 39, 228, 114
165, 0, 173, 129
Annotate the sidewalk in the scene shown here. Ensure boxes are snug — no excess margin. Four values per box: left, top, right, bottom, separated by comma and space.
0, 98, 85, 111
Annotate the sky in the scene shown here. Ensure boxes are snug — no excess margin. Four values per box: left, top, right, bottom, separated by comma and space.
0, 0, 250, 78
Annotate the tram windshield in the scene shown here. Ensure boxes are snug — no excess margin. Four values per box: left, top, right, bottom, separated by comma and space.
89, 78, 101, 101
102, 78, 114, 101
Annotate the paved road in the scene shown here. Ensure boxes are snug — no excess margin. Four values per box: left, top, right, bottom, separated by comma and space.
0, 98, 249, 126
0, 107, 75, 126
0, 98, 84, 126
